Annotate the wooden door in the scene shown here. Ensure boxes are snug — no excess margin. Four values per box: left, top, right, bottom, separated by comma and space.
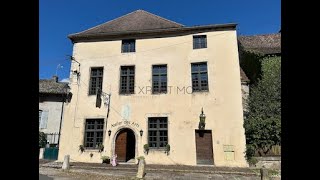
115, 131, 127, 162
195, 130, 214, 165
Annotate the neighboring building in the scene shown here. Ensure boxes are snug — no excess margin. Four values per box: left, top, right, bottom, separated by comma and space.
238, 33, 281, 56
58, 10, 248, 167
240, 68, 250, 117
39, 76, 69, 146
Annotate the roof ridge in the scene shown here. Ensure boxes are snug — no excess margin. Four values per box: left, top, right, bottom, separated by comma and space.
137, 9, 184, 27
73, 10, 140, 35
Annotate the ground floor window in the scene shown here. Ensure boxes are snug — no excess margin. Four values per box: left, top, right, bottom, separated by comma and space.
84, 119, 104, 148
148, 117, 168, 148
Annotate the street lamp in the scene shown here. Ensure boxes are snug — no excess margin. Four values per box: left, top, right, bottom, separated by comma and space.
140, 130, 143, 137
198, 107, 206, 130
108, 130, 111, 136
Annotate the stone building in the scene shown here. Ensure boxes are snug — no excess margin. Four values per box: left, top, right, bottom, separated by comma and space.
58, 10, 248, 167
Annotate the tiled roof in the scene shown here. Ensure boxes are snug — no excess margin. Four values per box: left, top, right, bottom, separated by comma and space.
39, 78, 69, 95
68, 10, 236, 41
70, 10, 183, 37
238, 33, 281, 55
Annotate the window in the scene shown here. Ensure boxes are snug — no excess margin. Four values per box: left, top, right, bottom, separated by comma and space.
120, 66, 135, 94
84, 119, 104, 148
89, 67, 103, 95
39, 110, 48, 129
39, 110, 42, 126
193, 35, 207, 49
148, 117, 168, 148
122, 39, 136, 53
191, 62, 208, 91
152, 65, 167, 94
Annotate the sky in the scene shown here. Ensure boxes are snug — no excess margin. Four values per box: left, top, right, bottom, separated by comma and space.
40, 0, 280, 81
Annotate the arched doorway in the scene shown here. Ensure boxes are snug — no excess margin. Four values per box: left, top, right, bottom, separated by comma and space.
115, 128, 136, 162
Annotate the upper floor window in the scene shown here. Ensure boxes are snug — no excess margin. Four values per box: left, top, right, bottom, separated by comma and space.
191, 62, 208, 92
84, 119, 104, 148
193, 35, 207, 49
120, 66, 135, 94
39, 110, 42, 126
122, 39, 136, 53
152, 65, 167, 94
89, 67, 103, 95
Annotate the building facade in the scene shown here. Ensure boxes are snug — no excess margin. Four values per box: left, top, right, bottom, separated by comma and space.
58, 10, 248, 167
39, 76, 69, 146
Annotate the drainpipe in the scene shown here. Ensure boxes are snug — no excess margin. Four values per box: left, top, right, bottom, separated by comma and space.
57, 91, 66, 147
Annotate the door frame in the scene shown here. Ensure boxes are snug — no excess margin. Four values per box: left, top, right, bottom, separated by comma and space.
195, 129, 214, 165
112, 127, 138, 161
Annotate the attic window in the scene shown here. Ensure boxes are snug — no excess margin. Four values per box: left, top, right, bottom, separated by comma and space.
193, 35, 207, 49
122, 39, 136, 53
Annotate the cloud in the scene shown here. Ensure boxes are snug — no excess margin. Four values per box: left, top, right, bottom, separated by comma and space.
60, 78, 70, 83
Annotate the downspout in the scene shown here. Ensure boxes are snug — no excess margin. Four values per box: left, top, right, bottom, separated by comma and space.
57, 92, 66, 147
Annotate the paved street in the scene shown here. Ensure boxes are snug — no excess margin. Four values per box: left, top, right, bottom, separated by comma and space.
39, 174, 53, 180
39, 160, 280, 180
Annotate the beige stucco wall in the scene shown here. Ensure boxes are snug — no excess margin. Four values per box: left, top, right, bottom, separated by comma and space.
58, 30, 248, 167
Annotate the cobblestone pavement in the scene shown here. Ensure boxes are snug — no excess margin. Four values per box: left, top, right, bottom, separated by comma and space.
39, 160, 280, 180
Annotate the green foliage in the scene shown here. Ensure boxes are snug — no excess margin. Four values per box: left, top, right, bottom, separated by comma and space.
247, 157, 258, 167
79, 145, 85, 152
239, 50, 264, 84
143, 144, 149, 151
101, 156, 110, 160
136, 156, 145, 160
39, 131, 47, 148
244, 56, 281, 159
98, 144, 104, 152
166, 144, 170, 152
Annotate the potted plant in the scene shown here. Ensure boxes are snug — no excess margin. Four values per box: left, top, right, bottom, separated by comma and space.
136, 156, 145, 164
79, 145, 85, 153
143, 144, 149, 154
98, 144, 104, 152
101, 156, 110, 164
165, 144, 170, 155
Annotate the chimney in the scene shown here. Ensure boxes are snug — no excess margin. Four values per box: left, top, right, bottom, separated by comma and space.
52, 75, 58, 82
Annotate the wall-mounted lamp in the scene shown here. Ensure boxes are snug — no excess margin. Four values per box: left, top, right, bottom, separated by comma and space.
140, 130, 143, 137
108, 130, 111, 136
198, 107, 206, 130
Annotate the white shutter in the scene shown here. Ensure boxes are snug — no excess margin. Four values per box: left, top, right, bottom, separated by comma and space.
40, 111, 49, 129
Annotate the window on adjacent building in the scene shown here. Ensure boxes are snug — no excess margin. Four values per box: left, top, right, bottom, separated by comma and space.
39, 110, 42, 126
193, 35, 207, 49
122, 39, 136, 53
39, 110, 48, 129
152, 65, 167, 94
148, 117, 168, 148
120, 66, 135, 94
84, 119, 104, 148
89, 67, 103, 95
191, 62, 209, 92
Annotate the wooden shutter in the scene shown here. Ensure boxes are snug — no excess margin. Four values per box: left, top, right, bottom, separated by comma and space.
40, 111, 49, 129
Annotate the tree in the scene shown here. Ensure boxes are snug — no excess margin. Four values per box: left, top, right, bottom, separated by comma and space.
39, 131, 47, 148
244, 56, 281, 159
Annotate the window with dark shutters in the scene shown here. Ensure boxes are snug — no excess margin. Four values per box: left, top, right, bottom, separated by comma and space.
193, 35, 207, 49
89, 67, 104, 95
122, 39, 136, 53
148, 117, 168, 149
191, 62, 209, 92
152, 65, 167, 94
84, 119, 104, 148
120, 66, 135, 94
